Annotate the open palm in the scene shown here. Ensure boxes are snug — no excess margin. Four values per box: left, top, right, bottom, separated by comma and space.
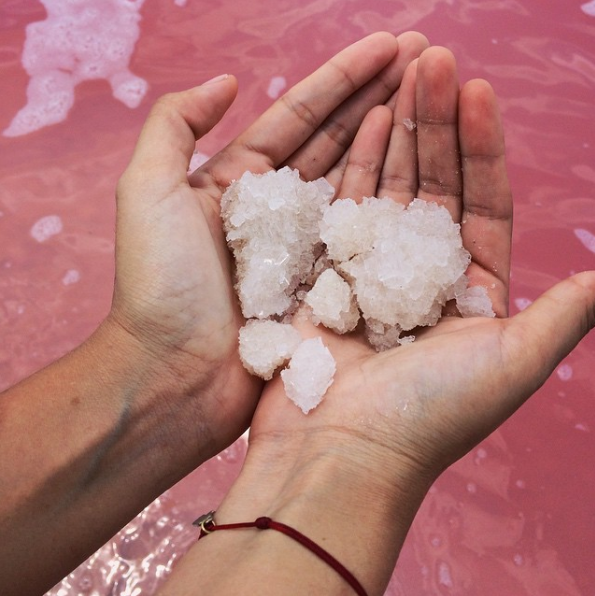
249, 47, 595, 484
109, 32, 430, 460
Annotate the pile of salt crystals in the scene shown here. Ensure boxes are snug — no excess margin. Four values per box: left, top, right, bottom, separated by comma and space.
221, 167, 494, 414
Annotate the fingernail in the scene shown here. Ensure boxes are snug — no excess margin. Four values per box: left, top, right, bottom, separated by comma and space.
202, 74, 229, 86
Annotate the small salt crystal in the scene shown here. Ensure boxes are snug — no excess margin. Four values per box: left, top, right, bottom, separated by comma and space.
403, 118, 417, 131
365, 319, 402, 351
238, 320, 301, 380
281, 338, 336, 413
455, 284, 496, 318
305, 268, 360, 333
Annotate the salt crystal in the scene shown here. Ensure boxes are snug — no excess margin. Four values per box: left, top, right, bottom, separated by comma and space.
455, 284, 495, 318
222, 168, 495, 412
333, 198, 472, 334
238, 320, 301, 380
320, 198, 375, 262
365, 319, 402, 351
221, 167, 334, 319
403, 118, 417, 131
305, 268, 359, 333
281, 338, 336, 413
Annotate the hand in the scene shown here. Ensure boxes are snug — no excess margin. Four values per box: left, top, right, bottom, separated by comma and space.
108, 31, 429, 461
0, 32, 433, 596
179, 47, 595, 596
251, 44, 595, 482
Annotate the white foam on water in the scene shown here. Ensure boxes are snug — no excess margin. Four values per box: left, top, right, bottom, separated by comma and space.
556, 363, 573, 381
574, 228, 595, 254
267, 76, 287, 99
62, 269, 81, 285
514, 297, 533, 311
581, 0, 595, 17
30, 215, 63, 242
4, 0, 148, 137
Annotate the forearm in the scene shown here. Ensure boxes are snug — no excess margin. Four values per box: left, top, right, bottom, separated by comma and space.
159, 432, 431, 596
0, 318, 218, 595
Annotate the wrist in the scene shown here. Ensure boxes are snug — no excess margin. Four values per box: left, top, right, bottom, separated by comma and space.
202, 431, 432, 595
89, 315, 220, 476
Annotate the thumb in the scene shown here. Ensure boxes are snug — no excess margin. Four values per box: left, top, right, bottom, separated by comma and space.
504, 271, 595, 394
120, 75, 238, 194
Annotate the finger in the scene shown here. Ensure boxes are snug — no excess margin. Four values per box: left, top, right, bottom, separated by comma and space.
458, 79, 513, 316
324, 32, 429, 189
503, 272, 595, 400
416, 47, 462, 221
120, 76, 238, 198
335, 105, 393, 201
376, 59, 419, 204
287, 31, 430, 180
324, 149, 350, 192
234, 32, 399, 170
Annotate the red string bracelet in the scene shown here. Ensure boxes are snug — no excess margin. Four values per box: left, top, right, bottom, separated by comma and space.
193, 511, 368, 596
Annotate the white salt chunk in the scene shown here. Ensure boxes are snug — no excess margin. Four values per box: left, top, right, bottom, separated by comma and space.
320, 198, 374, 262
403, 118, 417, 131
455, 284, 495, 318
331, 198, 471, 338
365, 319, 403, 351
222, 168, 496, 410
238, 320, 301, 380
221, 167, 334, 319
281, 337, 336, 414
305, 268, 360, 333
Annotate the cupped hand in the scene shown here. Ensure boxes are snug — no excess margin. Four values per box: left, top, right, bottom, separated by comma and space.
248, 46, 595, 492
107, 32, 430, 459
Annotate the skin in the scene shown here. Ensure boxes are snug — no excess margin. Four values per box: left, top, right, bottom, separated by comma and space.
159, 48, 595, 595
0, 31, 431, 595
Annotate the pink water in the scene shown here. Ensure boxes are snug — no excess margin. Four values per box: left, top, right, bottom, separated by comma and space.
1, 0, 594, 594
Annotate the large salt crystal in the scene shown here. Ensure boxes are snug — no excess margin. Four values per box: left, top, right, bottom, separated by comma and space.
221, 167, 334, 319
320, 197, 402, 262
238, 320, 302, 380
281, 338, 336, 414
305, 268, 359, 333
328, 198, 472, 338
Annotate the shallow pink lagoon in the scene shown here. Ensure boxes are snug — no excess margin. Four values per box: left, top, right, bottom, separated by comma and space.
1, 0, 594, 594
